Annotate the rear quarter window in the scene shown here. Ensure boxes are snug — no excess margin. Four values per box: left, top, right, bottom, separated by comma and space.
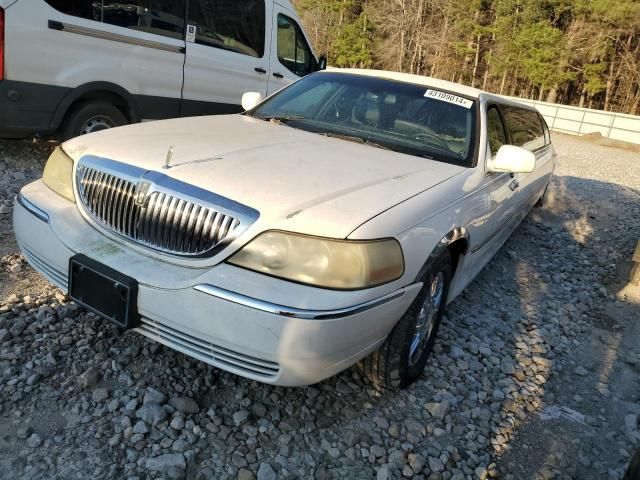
502, 105, 546, 151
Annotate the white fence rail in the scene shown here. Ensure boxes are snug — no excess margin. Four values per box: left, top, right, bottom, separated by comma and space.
504, 96, 640, 145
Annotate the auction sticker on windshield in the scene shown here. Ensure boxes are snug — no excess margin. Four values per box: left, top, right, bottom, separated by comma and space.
424, 89, 474, 109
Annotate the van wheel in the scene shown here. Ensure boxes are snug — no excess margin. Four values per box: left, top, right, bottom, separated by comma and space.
60, 101, 128, 140
358, 250, 452, 390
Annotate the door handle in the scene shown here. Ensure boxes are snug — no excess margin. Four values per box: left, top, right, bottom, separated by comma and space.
509, 179, 520, 191
273, 72, 284, 79
254, 67, 267, 74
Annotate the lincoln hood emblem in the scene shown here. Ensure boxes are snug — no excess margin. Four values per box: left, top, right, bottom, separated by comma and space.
163, 145, 176, 170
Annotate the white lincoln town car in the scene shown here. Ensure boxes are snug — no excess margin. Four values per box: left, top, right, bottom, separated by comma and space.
13, 69, 555, 388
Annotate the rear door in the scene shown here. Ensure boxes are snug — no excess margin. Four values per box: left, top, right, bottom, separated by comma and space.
267, 5, 315, 95
182, 0, 271, 116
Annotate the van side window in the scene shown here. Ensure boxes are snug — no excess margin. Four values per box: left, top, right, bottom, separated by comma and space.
45, 0, 100, 21
189, 0, 265, 58
45, 1, 185, 39
501, 106, 545, 151
486, 106, 507, 156
277, 15, 314, 77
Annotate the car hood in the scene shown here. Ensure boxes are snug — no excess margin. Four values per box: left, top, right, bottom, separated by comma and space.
63, 115, 465, 239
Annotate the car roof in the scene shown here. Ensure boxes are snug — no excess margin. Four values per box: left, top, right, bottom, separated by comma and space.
323, 68, 539, 112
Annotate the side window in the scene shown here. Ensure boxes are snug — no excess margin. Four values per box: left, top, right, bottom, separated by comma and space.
277, 15, 313, 77
189, 0, 265, 58
486, 106, 507, 156
45, 0, 185, 39
102, 1, 184, 39
502, 106, 545, 151
45, 1, 99, 21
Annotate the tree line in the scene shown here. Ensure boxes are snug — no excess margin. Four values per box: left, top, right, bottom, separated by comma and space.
293, 0, 640, 114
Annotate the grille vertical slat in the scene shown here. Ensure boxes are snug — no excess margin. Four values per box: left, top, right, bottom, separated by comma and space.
162, 196, 179, 248
216, 216, 233, 243
169, 200, 185, 252
76, 166, 243, 257
148, 193, 165, 246
113, 178, 126, 233
155, 194, 172, 247
197, 209, 216, 253
117, 179, 130, 234
177, 203, 194, 252
124, 182, 137, 238
83, 168, 98, 206
183, 205, 201, 254
95, 172, 106, 220
153, 193, 168, 247
104, 175, 117, 229
190, 208, 208, 254
209, 213, 224, 244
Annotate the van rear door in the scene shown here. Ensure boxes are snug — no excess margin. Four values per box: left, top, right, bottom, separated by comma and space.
267, 4, 316, 95
181, 0, 270, 116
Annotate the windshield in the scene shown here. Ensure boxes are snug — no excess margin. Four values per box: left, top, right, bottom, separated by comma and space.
247, 72, 478, 167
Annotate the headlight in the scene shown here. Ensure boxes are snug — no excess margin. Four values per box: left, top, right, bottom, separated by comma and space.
43, 146, 75, 202
228, 231, 405, 290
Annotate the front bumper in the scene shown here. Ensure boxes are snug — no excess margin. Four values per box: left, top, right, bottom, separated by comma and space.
13, 181, 420, 386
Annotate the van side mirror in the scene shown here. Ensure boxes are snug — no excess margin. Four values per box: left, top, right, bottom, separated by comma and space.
317, 55, 327, 71
241, 92, 264, 111
489, 145, 536, 174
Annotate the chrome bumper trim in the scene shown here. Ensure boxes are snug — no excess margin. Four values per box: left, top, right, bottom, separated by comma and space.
194, 284, 411, 320
19, 243, 68, 289
16, 193, 50, 224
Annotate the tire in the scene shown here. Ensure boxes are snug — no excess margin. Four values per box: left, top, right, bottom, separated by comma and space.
359, 250, 453, 390
623, 449, 640, 480
60, 101, 128, 141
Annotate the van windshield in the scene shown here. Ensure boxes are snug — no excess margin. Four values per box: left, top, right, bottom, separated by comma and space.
247, 72, 478, 167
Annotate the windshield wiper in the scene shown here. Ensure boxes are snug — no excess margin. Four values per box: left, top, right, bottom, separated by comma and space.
255, 114, 306, 124
319, 132, 393, 151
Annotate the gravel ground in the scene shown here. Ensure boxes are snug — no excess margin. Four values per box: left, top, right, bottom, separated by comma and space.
0, 133, 639, 480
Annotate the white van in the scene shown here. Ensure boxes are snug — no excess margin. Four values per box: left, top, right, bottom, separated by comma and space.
0, 0, 324, 139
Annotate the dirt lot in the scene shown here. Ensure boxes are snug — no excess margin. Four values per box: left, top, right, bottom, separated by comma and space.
0, 134, 639, 480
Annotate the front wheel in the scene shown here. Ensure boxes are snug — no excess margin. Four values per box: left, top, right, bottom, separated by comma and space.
359, 250, 453, 389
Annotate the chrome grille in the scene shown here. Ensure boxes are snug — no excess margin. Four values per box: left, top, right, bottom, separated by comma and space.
75, 160, 254, 258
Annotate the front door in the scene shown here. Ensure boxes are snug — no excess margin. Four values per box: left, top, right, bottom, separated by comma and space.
455, 104, 522, 289
182, 0, 271, 116
267, 6, 316, 95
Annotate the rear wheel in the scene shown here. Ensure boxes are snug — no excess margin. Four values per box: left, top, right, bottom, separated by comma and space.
60, 101, 128, 141
359, 250, 452, 389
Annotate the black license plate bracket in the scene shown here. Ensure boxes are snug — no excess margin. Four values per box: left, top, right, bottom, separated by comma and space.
68, 254, 139, 329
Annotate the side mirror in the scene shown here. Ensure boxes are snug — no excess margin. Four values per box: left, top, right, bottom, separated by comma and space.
489, 145, 536, 174
241, 92, 264, 111
317, 55, 327, 71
